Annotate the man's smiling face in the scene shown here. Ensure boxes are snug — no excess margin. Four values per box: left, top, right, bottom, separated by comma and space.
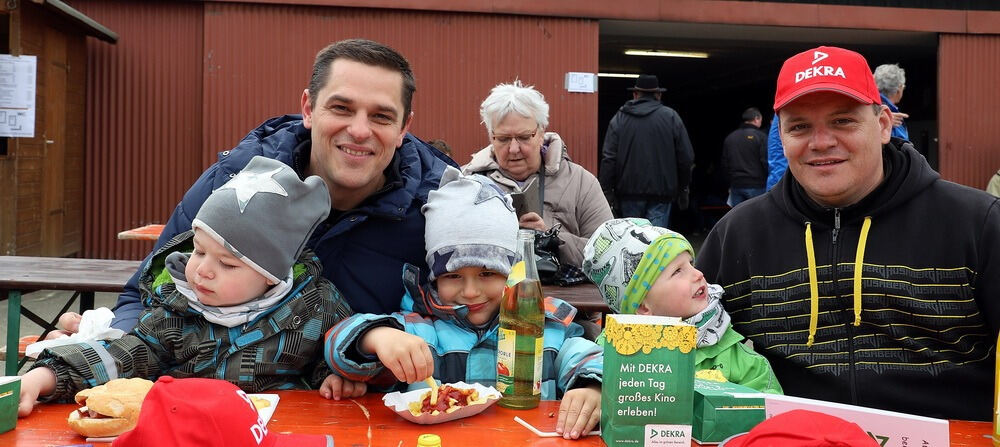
301, 58, 411, 209
778, 91, 891, 208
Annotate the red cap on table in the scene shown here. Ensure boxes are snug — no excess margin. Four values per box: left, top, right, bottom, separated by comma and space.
112, 376, 333, 447
719, 409, 879, 447
773, 46, 881, 111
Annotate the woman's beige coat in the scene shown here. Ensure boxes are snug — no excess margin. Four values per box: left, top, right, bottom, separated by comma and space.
463, 132, 613, 267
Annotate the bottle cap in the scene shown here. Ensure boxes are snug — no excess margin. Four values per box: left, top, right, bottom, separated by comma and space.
417, 433, 442, 447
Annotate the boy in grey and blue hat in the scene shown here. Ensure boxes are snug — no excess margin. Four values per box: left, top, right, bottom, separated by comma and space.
323, 166, 604, 439
20, 157, 353, 416
582, 218, 782, 394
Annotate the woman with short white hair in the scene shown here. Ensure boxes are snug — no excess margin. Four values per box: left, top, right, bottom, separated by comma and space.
463, 81, 612, 269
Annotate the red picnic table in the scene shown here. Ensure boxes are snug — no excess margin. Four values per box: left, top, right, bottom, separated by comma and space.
116, 224, 165, 241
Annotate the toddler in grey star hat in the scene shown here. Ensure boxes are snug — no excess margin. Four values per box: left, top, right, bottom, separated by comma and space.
321, 166, 605, 440
19, 157, 354, 416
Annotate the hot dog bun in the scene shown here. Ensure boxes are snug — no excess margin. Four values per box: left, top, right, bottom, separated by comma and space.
67, 377, 154, 438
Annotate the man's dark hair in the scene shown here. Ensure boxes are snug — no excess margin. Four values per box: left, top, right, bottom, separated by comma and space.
308, 39, 416, 126
742, 107, 762, 122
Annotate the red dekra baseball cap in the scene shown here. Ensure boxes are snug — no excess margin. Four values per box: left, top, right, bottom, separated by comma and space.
718, 409, 880, 447
773, 46, 882, 111
112, 376, 333, 447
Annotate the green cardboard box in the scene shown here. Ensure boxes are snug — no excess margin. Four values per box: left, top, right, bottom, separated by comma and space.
601, 314, 696, 446
0, 376, 21, 434
692, 378, 765, 444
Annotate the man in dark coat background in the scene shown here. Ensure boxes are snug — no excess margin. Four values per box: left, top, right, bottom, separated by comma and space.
600, 74, 694, 228
720, 107, 768, 207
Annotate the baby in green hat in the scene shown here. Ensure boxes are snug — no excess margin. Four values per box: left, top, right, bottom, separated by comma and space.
582, 218, 782, 394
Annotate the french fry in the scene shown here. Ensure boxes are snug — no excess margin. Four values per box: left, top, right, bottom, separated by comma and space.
425, 377, 439, 406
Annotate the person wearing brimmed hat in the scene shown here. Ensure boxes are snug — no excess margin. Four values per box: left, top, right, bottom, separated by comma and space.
323, 167, 604, 439
696, 46, 1000, 421
19, 156, 353, 417
600, 74, 694, 229
582, 218, 781, 394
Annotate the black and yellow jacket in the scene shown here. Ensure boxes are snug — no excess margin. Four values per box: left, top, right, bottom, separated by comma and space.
696, 139, 1000, 421
33, 231, 352, 402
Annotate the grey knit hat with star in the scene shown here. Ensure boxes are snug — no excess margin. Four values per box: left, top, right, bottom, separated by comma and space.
422, 166, 518, 282
191, 156, 330, 283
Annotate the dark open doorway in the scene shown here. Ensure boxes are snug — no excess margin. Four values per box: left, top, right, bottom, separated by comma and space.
597, 21, 937, 233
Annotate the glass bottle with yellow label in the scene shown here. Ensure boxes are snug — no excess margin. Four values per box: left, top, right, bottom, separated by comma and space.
496, 229, 544, 410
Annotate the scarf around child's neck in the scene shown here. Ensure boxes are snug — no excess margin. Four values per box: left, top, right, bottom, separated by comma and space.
165, 252, 293, 328
684, 284, 731, 348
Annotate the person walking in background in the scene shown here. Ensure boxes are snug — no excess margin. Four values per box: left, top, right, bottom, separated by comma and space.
721, 107, 768, 207
697, 46, 999, 421
765, 116, 786, 191
873, 63, 909, 141
600, 74, 694, 228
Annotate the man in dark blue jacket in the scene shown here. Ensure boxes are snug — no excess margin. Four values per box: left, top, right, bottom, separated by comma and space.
56, 39, 454, 334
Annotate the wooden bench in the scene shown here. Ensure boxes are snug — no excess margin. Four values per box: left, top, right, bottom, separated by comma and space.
0, 256, 141, 375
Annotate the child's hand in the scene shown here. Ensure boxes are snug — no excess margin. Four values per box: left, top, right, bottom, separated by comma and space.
319, 374, 367, 400
44, 311, 83, 340
556, 384, 601, 439
58, 312, 83, 333
18, 367, 57, 418
361, 326, 434, 384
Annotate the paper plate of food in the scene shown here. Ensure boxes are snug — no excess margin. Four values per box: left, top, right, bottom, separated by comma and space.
383, 380, 500, 424
247, 393, 280, 425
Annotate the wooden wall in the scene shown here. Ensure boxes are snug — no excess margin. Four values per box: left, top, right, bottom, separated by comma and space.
0, 1, 86, 256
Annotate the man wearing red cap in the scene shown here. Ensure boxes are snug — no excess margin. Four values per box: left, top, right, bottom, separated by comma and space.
696, 46, 1000, 421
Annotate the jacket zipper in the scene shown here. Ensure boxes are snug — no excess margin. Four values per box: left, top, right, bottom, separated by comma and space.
831, 208, 859, 405
832, 208, 841, 244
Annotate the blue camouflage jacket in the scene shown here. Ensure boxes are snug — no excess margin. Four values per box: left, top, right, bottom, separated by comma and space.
33, 231, 353, 402
324, 266, 603, 398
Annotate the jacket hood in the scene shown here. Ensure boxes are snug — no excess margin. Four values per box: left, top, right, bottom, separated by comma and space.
399, 264, 497, 334
620, 97, 664, 117
140, 230, 327, 316
463, 132, 569, 188
770, 139, 938, 225
768, 139, 939, 346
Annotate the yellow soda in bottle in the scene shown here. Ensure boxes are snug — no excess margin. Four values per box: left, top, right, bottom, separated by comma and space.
496, 229, 544, 410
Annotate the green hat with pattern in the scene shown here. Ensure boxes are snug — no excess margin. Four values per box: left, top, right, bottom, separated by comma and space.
581, 218, 694, 314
